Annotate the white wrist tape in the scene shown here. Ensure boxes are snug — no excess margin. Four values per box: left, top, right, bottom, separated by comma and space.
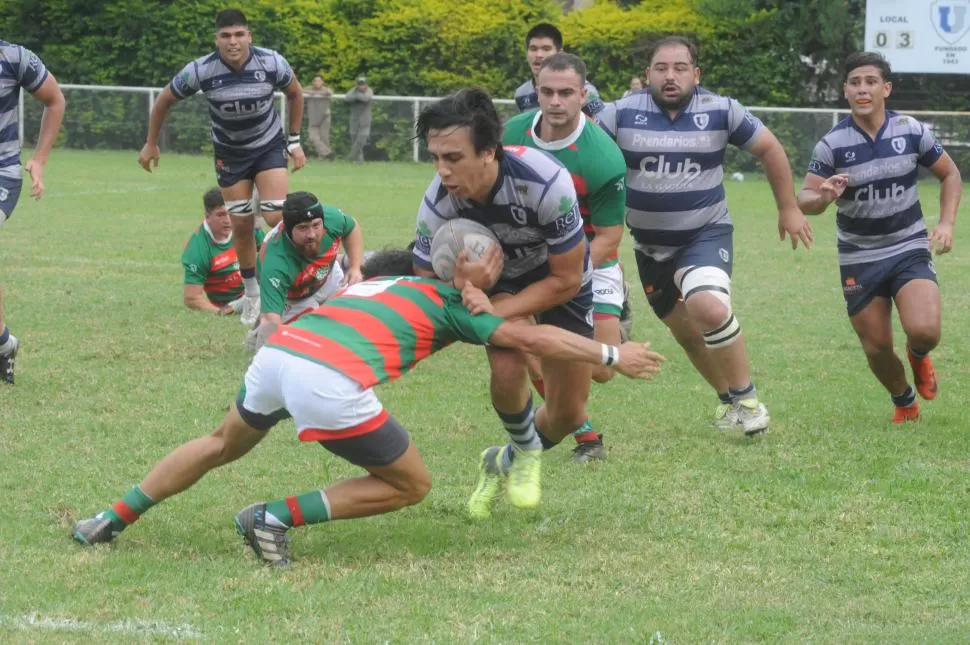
600, 344, 619, 366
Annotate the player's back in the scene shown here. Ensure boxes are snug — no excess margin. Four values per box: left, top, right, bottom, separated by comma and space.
597, 87, 764, 261
0, 41, 48, 178
170, 47, 292, 157
813, 112, 942, 265
268, 277, 500, 388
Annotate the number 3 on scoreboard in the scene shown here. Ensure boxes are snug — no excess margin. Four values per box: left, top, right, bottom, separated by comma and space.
896, 31, 913, 49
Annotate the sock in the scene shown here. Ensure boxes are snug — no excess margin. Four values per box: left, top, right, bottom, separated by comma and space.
729, 383, 757, 403
0, 327, 11, 355
908, 347, 928, 360
242, 272, 258, 297
891, 385, 916, 408
531, 378, 545, 400
497, 419, 559, 475
100, 485, 156, 533
572, 419, 598, 443
264, 490, 332, 528
495, 396, 542, 453
718, 391, 732, 405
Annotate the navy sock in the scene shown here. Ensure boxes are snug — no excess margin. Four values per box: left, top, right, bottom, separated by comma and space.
891, 386, 916, 408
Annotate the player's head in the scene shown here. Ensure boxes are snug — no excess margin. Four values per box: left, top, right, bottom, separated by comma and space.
843, 52, 892, 118
537, 53, 588, 130
646, 36, 700, 111
526, 23, 564, 77
282, 191, 325, 258
312, 73, 324, 89
416, 87, 504, 200
214, 9, 251, 66
630, 76, 643, 92
361, 248, 416, 279
202, 187, 232, 240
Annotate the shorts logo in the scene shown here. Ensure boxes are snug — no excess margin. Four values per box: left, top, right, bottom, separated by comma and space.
693, 113, 709, 130
891, 137, 906, 154
585, 309, 594, 327
718, 247, 730, 263
0, 187, 7, 202
928, 260, 937, 275
843, 276, 862, 294
594, 288, 614, 296
254, 71, 266, 82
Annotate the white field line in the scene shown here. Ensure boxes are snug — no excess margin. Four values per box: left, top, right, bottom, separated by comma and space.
0, 612, 202, 640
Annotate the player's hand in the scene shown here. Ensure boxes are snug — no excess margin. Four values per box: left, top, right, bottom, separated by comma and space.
929, 222, 954, 255
462, 282, 494, 315
778, 205, 814, 251
614, 341, 666, 380
289, 145, 307, 172
24, 159, 45, 199
819, 173, 849, 202
138, 142, 160, 173
342, 266, 364, 286
454, 244, 504, 291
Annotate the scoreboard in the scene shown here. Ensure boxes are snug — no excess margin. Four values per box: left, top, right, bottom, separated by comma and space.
864, 0, 969, 73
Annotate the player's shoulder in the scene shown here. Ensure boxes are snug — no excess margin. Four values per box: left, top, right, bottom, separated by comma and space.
513, 79, 535, 97
692, 87, 735, 111
502, 145, 566, 182
251, 46, 285, 63
819, 116, 859, 148
0, 40, 22, 59
182, 224, 208, 254
886, 110, 927, 135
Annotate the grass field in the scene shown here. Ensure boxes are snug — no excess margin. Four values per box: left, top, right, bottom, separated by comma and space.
1, 150, 969, 642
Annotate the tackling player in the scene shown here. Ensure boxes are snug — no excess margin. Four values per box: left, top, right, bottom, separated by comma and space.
797, 51, 962, 423
71, 247, 665, 567
137, 8, 306, 327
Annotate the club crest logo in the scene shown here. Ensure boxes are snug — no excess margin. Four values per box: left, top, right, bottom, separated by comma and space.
693, 113, 709, 130
932, 1, 970, 44
891, 137, 907, 154
718, 247, 730, 263
254, 71, 266, 82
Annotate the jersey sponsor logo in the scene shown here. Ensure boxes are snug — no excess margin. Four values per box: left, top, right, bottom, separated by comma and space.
855, 182, 906, 203
891, 137, 907, 154
693, 113, 710, 129
631, 133, 712, 149
845, 151, 857, 163
554, 208, 580, 236
218, 97, 274, 116
634, 114, 649, 125
638, 155, 702, 181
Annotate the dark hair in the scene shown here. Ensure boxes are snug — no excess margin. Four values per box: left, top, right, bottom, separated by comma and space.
538, 52, 587, 84
215, 8, 247, 30
281, 191, 324, 237
647, 36, 698, 67
844, 51, 891, 82
362, 249, 416, 279
415, 87, 504, 160
203, 187, 225, 213
526, 23, 563, 50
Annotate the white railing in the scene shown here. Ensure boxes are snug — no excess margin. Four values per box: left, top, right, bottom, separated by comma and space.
17, 83, 970, 164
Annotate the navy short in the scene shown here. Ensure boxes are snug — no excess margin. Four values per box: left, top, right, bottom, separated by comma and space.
0, 175, 23, 223
214, 139, 287, 188
840, 249, 938, 317
634, 224, 734, 319
492, 277, 595, 338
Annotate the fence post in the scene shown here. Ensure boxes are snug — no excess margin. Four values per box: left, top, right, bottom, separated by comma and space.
832, 110, 839, 129
412, 99, 420, 163
18, 88, 24, 146
148, 89, 155, 118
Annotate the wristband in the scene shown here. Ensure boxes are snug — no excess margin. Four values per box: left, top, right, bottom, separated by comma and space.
286, 133, 301, 153
600, 344, 619, 366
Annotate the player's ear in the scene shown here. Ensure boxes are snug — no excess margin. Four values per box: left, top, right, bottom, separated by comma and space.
883, 81, 892, 98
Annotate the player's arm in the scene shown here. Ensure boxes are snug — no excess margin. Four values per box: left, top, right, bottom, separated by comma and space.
340, 218, 365, 284
796, 141, 848, 215
145, 87, 179, 149
491, 237, 586, 320
588, 172, 626, 268
927, 152, 962, 255
283, 77, 304, 144
489, 320, 664, 380
24, 72, 65, 200
182, 285, 221, 313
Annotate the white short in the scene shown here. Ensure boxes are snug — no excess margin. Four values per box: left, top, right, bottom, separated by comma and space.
592, 263, 624, 318
241, 347, 386, 441
281, 261, 345, 322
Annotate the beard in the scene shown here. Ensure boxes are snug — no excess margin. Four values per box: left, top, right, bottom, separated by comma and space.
650, 84, 693, 111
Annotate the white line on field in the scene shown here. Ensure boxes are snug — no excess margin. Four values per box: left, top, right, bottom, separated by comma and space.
43, 185, 167, 198
0, 613, 202, 640
8, 254, 173, 271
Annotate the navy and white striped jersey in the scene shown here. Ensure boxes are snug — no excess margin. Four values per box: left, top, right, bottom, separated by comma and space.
514, 78, 605, 118
597, 87, 765, 261
170, 47, 294, 158
0, 41, 49, 181
808, 112, 944, 266
413, 145, 592, 288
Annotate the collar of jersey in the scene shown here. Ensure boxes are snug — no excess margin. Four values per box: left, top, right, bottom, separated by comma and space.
203, 219, 232, 245
529, 110, 586, 151
219, 48, 254, 73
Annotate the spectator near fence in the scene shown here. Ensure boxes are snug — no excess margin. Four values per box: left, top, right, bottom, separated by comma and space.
304, 74, 333, 160
345, 77, 374, 163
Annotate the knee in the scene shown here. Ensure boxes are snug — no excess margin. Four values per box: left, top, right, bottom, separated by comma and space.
906, 323, 940, 351
684, 294, 731, 335
394, 469, 432, 508
858, 333, 893, 357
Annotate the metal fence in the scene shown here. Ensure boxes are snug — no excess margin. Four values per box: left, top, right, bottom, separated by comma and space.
18, 84, 970, 172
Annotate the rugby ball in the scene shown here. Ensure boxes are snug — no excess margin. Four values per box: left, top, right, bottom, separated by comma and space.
730, 171, 745, 182
430, 218, 500, 282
